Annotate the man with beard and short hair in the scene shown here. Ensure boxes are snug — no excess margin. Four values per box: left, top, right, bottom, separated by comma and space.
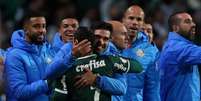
4, 13, 91, 101
74, 21, 130, 101
60, 27, 143, 101
159, 12, 200, 101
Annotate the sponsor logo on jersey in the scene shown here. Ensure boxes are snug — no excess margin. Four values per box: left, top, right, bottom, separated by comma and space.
114, 63, 128, 72
76, 60, 106, 72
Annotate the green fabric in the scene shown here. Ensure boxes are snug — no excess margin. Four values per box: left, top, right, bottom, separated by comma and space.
51, 54, 143, 101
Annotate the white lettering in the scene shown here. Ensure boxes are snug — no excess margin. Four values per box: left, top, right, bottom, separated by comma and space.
76, 60, 106, 72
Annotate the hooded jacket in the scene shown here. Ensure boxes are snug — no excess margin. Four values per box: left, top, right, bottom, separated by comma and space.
159, 32, 201, 101
52, 32, 65, 52
123, 32, 160, 101
5, 30, 53, 101
4, 30, 74, 101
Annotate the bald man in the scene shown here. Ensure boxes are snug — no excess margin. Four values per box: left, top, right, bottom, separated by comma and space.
107, 21, 129, 52
102, 20, 129, 101
122, 5, 145, 44
122, 5, 160, 101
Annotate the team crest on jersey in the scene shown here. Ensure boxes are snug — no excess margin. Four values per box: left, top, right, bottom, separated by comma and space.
136, 49, 144, 57
46, 57, 52, 64
76, 60, 106, 72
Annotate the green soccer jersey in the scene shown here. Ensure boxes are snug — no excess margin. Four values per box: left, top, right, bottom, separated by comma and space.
51, 54, 143, 101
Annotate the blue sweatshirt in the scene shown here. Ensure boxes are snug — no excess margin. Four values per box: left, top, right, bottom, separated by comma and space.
159, 32, 201, 101
123, 32, 160, 101
5, 30, 52, 101
4, 30, 74, 101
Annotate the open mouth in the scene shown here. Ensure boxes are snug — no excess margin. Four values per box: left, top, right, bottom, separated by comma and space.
190, 27, 196, 34
37, 35, 44, 41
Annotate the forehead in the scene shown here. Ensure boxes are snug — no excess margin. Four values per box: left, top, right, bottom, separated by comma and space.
125, 7, 144, 18
145, 24, 152, 29
177, 13, 192, 21
94, 29, 110, 37
30, 17, 46, 24
62, 18, 78, 24
116, 25, 127, 33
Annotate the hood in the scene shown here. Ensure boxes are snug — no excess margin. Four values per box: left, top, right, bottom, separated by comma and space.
168, 32, 193, 44
107, 41, 122, 56
136, 31, 149, 42
11, 30, 40, 53
131, 31, 149, 46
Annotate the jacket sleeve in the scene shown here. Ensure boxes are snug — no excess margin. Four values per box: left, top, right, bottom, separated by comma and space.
4, 53, 49, 99
45, 43, 74, 79
96, 73, 127, 95
178, 43, 201, 65
143, 63, 160, 101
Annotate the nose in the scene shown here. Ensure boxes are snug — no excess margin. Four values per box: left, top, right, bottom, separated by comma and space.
192, 22, 196, 27
38, 27, 46, 34
68, 25, 74, 31
98, 38, 104, 46
131, 18, 138, 25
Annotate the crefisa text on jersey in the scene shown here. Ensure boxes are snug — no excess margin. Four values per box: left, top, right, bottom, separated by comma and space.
76, 60, 106, 72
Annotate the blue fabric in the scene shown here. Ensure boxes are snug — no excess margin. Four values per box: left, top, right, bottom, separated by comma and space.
159, 32, 201, 101
98, 41, 127, 101
51, 32, 65, 52
0, 49, 5, 58
4, 30, 55, 101
122, 31, 160, 101
4, 30, 74, 101
45, 42, 74, 79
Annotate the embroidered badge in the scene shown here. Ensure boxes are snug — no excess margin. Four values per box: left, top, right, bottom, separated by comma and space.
136, 49, 144, 57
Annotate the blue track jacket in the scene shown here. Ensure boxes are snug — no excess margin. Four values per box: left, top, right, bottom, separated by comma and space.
4, 30, 74, 101
122, 32, 160, 101
159, 32, 201, 101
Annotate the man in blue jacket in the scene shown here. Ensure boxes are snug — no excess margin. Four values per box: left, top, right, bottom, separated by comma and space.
52, 18, 79, 52
122, 5, 160, 101
159, 12, 199, 101
50, 17, 79, 100
74, 21, 130, 101
0, 49, 5, 101
4, 13, 91, 101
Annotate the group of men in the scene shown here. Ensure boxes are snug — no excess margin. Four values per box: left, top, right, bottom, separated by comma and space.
0, 4, 200, 101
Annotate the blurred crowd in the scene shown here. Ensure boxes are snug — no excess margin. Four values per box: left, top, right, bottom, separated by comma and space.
0, 0, 201, 49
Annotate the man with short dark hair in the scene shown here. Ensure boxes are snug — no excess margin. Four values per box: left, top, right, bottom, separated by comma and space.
159, 12, 199, 101
62, 27, 143, 101
4, 13, 91, 101
50, 17, 79, 101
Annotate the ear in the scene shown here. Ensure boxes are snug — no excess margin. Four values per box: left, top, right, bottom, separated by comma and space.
23, 23, 29, 34
111, 35, 114, 40
173, 25, 179, 32
74, 39, 78, 44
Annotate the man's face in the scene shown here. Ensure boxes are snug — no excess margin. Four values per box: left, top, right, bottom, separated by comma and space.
25, 17, 46, 45
123, 7, 144, 42
94, 29, 110, 53
111, 26, 129, 49
59, 18, 79, 43
177, 13, 196, 40
143, 24, 153, 42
